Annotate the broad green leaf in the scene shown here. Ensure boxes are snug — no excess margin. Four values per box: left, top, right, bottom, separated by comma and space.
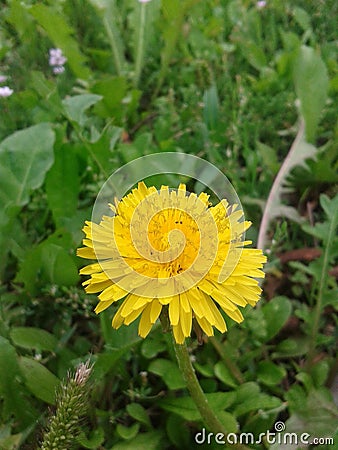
272, 337, 310, 358
92, 77, 127, 120
40, 243, 79, 286
10, 327, 58, 352
241, 41, 267, 71
85, 125, 121, 177
116, 423, 140, 440
0, 123, 55, 208
214, 361, 238, 388
166, 414, 190, 449
261, 296, 292, 341
257, 361, 286, 386
126, 403, 152, 429
29, 4, 91, 79
141, 336, 166, 359
293, 46, 329, 142
148, 359, 186, 390
16, 238, 79, 294
0, 337, 37, 427
46, 143, 80, 226
159, 392, 236, 422
19, 357, 60, 404
234, 382, 282, 416
77, 428, 105, 450
111, 431, 163, 450
293, 7, 311, 31
62, 94, 102, 126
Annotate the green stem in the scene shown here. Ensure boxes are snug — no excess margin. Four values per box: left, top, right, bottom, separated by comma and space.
172, 335, 249, 450
134, 2, 146, 87
209, 336, 244, 384
306, 204, 337, 369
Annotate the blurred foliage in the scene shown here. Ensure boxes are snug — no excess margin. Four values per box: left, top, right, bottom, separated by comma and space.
0, 0, 337, 449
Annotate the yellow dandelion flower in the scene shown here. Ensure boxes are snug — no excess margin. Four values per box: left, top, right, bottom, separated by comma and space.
77, 182, 266, 344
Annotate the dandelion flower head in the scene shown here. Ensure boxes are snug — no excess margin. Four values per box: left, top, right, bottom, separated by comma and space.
78, 182, 266, 343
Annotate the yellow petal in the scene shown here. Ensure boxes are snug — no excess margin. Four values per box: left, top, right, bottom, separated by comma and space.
169, 295, 180, 326
138, 304, 153, 338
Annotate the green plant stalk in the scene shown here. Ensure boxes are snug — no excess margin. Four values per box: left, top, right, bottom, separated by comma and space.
134, 2, 147, 87
306, 207, 337, 368
103, 14, 123, 76
172, 335, 249, 450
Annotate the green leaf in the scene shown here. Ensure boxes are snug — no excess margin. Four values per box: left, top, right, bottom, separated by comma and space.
0, 123, 55, 208
0, 337, 37, 427
272, 337, 310, 358
310, 360, 330, 388
46, 143, 80, 226
214, 361, 237, 388
293, 7, 311, 32
62, 94, 102, 126
10, 327, 58, 352
293, 46, 329, 142
116, 423, 140, 440
203, 85, 219, 130
18, 357, 60, 404
257, 361, 286, 386
261, 296, 292, 341
234, 382, 282, 416
148, 359, 186, 390
241, 41, 267, 71
77, 428, 105, 450
282, 387, 338, 441
40, 243, 80, 286
111, 431, 163, 450
29, 4, 91, 79
141, 336, 166, 359
166, 414, 190, 448
159, 392, 236, 422
126, 403, 152, 429
92, 77, 127, 119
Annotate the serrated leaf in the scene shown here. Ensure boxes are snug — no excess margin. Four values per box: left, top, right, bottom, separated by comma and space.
293, 46, 328, 142
62, 94, 102, 126
10, 327, 58, 352
18, 357, 60, 404
29, 4, 91, 79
